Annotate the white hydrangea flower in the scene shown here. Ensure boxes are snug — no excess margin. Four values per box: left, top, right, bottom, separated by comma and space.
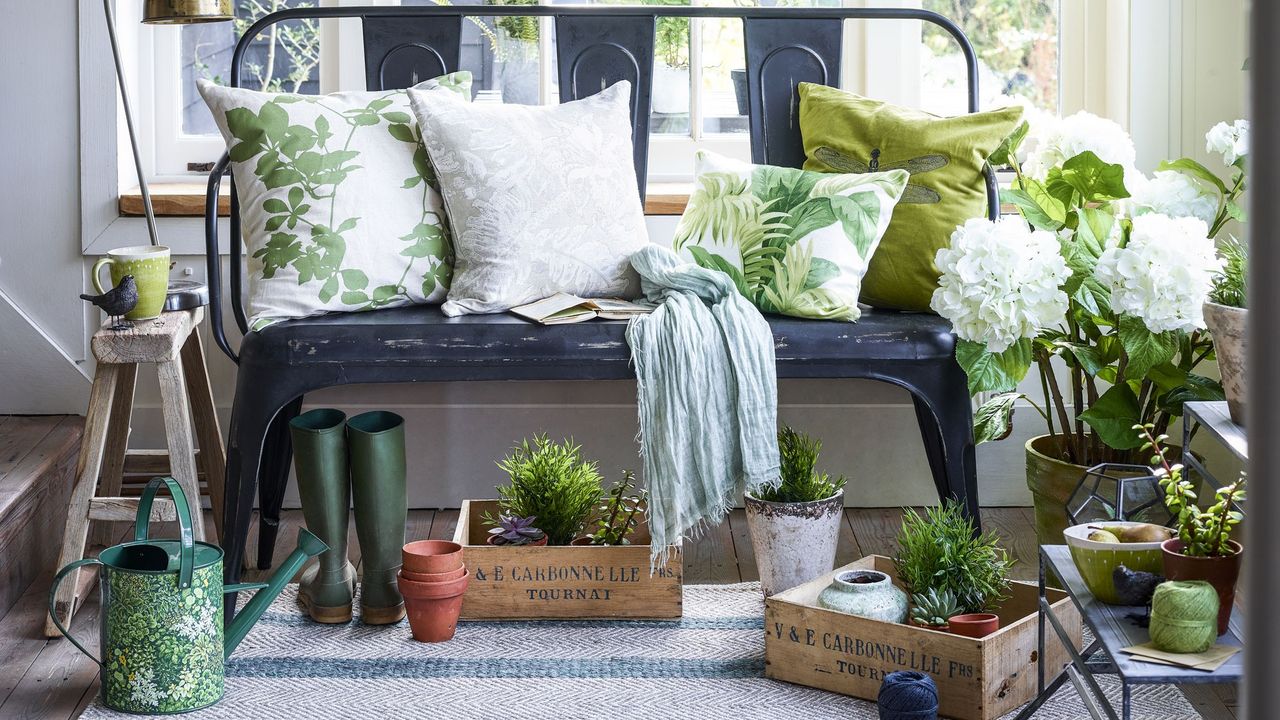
1128, 170, 1218, 226
1094, 213, 1223, 334
1205, 119, 1249, 165
931, 217, 1070, 353
1024, 111, 1138, 183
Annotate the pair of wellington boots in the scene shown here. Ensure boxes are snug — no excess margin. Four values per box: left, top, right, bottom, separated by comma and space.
289, 408, 407, 625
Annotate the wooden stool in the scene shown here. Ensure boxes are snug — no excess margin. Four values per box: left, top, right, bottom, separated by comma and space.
45, 307, 226, 637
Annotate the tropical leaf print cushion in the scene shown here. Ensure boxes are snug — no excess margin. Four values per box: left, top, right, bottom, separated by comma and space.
673, 151, 908, 321
198, 72, 472, 330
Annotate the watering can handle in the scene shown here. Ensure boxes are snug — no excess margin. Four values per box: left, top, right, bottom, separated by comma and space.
135, 476, 196, 589
48, 558, 104, 668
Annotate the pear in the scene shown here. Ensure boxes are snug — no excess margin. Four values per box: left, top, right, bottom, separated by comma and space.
1086, 527, 1121, 544
1110, 523, 1174, 544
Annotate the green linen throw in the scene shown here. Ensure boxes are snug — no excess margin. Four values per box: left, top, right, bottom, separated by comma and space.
626, 246, 780, 564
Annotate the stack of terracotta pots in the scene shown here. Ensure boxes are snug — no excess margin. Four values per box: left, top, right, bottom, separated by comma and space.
399, 540, 469, 642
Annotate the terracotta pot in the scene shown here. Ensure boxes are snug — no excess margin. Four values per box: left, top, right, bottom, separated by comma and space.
744, 490, 845, 596
1203, 301, 1247, 425
402, 540, 463, 574
1161, 538, 1242, 635
947, 613, 1000, 638
398, 570, 470, 643
399, 566, 467, 583
486, 534, 549, 547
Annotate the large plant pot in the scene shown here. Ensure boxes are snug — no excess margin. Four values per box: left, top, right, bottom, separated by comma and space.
652, 64, 690, 114
745, 490, 844, 596
1025, 436, 1187, 549
1203, 301, 1247, 425
1161, 538, 1242, 635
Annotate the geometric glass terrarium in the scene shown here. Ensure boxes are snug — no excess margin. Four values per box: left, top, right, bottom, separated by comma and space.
1066, 462, 1175, 526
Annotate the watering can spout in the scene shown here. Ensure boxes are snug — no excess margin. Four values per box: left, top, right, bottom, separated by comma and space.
224, 528, 328, 658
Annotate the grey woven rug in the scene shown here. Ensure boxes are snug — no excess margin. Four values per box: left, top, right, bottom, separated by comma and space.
81, 583, 1201, 719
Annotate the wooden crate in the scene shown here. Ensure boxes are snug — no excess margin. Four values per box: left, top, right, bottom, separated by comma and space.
765, 556, 1081, 720
452, 499, 683, 619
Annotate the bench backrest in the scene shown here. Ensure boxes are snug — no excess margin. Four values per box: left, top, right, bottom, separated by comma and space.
206, 5, 994, 362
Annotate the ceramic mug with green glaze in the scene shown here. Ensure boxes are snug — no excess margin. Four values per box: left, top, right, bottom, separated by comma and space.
92, 245, 171, 320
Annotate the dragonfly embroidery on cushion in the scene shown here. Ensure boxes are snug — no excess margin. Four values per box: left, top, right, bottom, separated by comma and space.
813, 146, 948, 204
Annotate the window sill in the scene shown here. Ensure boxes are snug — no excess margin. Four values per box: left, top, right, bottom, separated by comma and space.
120, 182, 693, 218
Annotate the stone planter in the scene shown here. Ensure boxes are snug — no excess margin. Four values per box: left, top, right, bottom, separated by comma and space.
1203, 300, 1247, 424
652, 64, 690, 114
816, 569, 907, 623
745, 490, 844, 596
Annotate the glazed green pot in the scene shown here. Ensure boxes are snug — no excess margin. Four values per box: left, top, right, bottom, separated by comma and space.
49, 477, 326, 714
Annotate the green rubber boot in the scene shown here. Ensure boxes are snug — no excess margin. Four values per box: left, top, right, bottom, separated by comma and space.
347, 410, 408, 625
289, 408, 356, 623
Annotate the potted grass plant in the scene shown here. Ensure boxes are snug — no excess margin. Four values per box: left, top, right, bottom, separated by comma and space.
934, 112, 1239, 547
894, 502, 1013, 637
1137, 424, 1245, 635
491, 434, 603, 546
745, 426, 847, 596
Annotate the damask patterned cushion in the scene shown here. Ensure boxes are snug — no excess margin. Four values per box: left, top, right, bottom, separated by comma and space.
198, 72, 472, 330
672, 151, 908, 322
407, 81, 649, 317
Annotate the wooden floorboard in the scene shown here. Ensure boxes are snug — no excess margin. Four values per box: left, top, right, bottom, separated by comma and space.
0, 505, 1234, 719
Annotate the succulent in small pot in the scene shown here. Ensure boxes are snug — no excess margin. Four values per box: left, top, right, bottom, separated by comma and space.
585, 471, 646, 546
909, 587, 961, 631
484, 514, 548, 547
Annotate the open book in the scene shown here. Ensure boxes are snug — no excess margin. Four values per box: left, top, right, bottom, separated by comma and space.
511, 292, 654, 325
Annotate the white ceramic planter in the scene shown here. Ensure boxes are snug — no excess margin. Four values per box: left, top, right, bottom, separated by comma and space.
651, 64, 690, 114
1203, 301, 1248, 424
745, 490, 844, 596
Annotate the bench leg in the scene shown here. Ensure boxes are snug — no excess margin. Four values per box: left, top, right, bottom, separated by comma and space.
223, 371, 301, 620
906, 363, 980, 529
256, 396, 304, 570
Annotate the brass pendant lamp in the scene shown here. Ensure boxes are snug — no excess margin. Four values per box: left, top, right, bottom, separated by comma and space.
143, 0, 233, 24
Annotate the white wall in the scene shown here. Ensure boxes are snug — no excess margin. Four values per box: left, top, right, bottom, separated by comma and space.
0, 0, 1251, 509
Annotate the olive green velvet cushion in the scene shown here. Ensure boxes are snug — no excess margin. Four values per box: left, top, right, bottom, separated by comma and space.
798, 83, 1023, 311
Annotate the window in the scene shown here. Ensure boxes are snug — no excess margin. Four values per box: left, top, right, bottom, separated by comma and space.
136, 0, 1064, 183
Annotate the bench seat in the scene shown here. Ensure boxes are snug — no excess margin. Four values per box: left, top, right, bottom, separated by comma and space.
243, 305, 958, 373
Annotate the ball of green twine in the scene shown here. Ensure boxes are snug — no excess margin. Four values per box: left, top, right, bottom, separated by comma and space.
1149, 581, 1219, 654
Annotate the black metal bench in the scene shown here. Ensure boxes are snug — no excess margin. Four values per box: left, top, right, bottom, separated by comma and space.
206, 4, 996, 603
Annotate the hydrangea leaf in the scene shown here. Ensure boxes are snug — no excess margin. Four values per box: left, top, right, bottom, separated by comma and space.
956, 338, 1033, 395
1118, 315, 1179, 379
1078, 383, 1143, 449
974, 392, 1022, 444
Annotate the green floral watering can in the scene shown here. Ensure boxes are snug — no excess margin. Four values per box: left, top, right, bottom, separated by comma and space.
49, 476, 327, 714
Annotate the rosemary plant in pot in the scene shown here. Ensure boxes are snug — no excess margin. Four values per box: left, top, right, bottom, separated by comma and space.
490, 434, 603, 546
894, 503, 1013, 637
932, 112, 1231, 547
745, 426, 847, 596
1139, 424, 1245, 635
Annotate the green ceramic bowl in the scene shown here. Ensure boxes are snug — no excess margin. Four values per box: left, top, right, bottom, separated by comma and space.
1063, 523, 1166, 605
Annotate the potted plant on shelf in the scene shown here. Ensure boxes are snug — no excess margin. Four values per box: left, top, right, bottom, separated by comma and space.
894, 502, 1012, 637
484, 514, 547, 546
934, 112, 1234, 547
745, 426, 848, 596
574, 471, 646, 546
909, 587, 962, 632
1204, 235, 1248, 424
493, 434, 603, 546
1137, 424, 1245, 635
649, 2, 690, 114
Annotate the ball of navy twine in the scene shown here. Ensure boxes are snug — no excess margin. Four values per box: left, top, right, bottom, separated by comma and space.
878, 670, 939, 720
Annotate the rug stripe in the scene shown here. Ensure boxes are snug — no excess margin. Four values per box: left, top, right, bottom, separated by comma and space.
257, 611, 762, 631
228, 656, 765, 680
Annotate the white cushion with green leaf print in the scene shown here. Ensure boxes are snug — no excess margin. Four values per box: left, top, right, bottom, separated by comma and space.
198, 72, 472, 330
673, 151, 908, 321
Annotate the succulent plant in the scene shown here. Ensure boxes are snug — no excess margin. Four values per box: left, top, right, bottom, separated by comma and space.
589, 471, 645, 546
486, 514, 546, 546
910, 588, 961, 628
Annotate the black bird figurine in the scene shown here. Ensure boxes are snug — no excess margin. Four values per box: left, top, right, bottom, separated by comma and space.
81, 275, 138, 331
1113, 564, 1165, 627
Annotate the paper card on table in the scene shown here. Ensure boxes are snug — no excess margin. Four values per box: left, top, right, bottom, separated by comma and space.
1120, 643, 1240, 671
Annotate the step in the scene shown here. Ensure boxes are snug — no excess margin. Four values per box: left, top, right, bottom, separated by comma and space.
0, 416, 82, 619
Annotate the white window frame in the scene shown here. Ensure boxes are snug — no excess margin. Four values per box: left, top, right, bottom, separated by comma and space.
128, 0, 1081, 185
